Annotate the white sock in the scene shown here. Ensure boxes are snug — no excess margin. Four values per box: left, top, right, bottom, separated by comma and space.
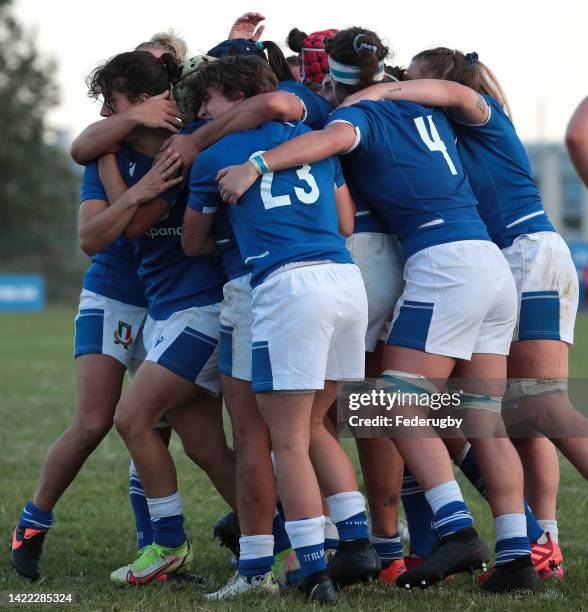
285, 515, 325, 549
326, 491, 366, 524
424, 480, 464, 514
146, 491, 182, 518
537, 519, 559, 544
239, 534, 275, 560
324, 515, 339, 540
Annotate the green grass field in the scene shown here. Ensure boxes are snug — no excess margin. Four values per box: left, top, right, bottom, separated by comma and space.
1, 307, 587, 611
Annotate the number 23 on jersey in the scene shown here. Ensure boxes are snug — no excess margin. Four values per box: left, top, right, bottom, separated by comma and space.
250, 150, 320, 210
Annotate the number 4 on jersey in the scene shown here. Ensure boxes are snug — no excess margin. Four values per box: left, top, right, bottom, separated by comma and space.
414, 116, 458, 175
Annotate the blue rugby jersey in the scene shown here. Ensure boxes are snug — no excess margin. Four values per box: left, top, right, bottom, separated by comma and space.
453, 95, 555, 248
328, 100, 490, 258
213, 208, 249, 281
115, 144, 225, 319
188, 120, 352, 287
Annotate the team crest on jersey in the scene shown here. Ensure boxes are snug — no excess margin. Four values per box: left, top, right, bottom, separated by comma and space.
113, 321, 133, 350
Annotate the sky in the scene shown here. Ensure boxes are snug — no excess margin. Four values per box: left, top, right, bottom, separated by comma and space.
12, 0, 588, 144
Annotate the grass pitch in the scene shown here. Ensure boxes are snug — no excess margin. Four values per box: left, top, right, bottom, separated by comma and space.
0, 307, 587, 611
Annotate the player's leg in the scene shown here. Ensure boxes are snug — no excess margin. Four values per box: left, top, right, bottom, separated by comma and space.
113, 361, 199, 583
112, 304, 223, 584
453, 251, 538, 593
509, 340, 588, 479
257, 391, 334, 601
11, 292, 145, 580
308, 381, 381, 586
355, 345, 405, 582
379, 349, 490, 590
383, 242, 510, 589
205, 374, 280, 599
168, 394, 236, 510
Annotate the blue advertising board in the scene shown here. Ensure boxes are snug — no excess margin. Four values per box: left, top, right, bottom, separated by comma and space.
0, 275, 46, 311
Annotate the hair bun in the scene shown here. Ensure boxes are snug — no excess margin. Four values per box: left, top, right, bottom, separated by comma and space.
286, 28, 307, 53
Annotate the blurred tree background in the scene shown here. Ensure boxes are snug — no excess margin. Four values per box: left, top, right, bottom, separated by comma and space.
0, 0, 83, 300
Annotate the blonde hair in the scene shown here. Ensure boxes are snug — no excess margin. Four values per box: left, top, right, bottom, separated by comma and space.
135, 30, 188, 64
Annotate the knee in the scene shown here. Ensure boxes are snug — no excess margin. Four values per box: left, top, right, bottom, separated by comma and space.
232, 421, 270, 454
113, 401, 138, 441
183, 437, 229, 472
70, 418, 111, 452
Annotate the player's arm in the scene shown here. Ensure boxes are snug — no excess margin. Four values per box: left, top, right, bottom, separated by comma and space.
78, 159, 142, 256
81, 150, 182, 252
163, 91, 305, 170
566, 97, 588, 187
217, 122, 357, 204
182, 209, 216, 256
340, 79, 490, 125
71, 92, 182, 165
335, 184, 355, 237
183, 148, 221, 255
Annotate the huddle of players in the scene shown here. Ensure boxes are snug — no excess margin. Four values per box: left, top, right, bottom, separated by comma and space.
10, 12, 586, 604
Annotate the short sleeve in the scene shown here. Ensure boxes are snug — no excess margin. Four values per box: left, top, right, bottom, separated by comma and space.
188, 146, 222, 214
278, 81, 333, 130
450, 95, 497, 132
80, 161, 107, 203
327, 106, 372, 154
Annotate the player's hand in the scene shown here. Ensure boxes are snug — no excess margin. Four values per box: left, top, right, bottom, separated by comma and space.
227, 12, 265, 41
133, 149, 183, 202
216, 162, 259, 204
129, 91, 183, 132
160, 133, 201, 171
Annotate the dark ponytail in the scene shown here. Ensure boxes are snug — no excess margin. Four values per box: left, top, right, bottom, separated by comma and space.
257, 40, 296, 82
325, 27, 388, 90
286, 28, 307, 53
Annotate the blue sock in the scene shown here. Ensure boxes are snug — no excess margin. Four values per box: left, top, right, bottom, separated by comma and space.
146, 492, 185, 549
327, 491, 369, 541
129, 462, 152, 549
369, 532, 403, 568
425, 480, 473, 539
457, 445, 544, 544
494, 513, 531, 565
285, 516, 326, 578
401, 467, 436, 557
19, 501, 53, 531
239, 535, 275, 577
335, 512, 369, 542
272, 513, 291, 554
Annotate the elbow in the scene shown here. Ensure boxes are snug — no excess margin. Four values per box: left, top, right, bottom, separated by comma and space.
70, 141, 90, 166
263, 92, 285, 119
340, 221, 354, 238
565, 127, 583, 153
264, 92, 295, 121
79, 235, 98, 258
